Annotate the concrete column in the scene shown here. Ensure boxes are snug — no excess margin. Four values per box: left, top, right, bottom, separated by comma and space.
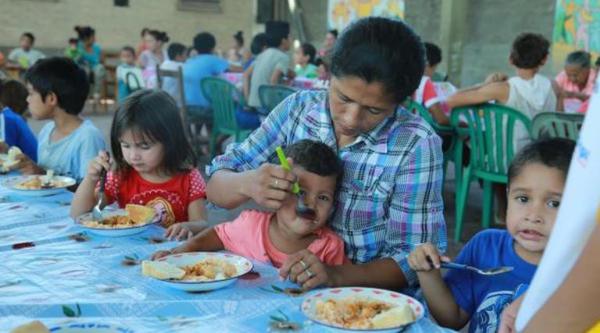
439, 0, 469, 86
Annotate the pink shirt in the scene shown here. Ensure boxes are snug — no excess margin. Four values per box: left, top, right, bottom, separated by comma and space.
214, 210, 347, 267
555, 69, 596, 113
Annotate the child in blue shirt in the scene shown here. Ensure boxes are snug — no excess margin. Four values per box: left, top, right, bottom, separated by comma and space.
16, 57, 106, 182
408, 138, 575, 333
0, 79, 37, 160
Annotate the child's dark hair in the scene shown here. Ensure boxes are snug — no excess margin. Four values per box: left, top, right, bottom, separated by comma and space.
331, 17, 424, 104
266, 21, 290, 48
24, 57, 89, 115
167, 43, 187, 60
508, 138, 575, 187
234, 31, 244, 47
111, 89, 196, 174
68, 38, 78, 45
74, 26, 95, 41
193, 32, 216, 54
0, 79, 29, 116
328, 29, 338, 39
22, 32, 35, 44
121, 45, 135, 57
565, 50, 591, 68
250, 33, 268, 55
424, 42, 442, 66
148, 30, 169, 43
509, 33, 550, 69
300, 43, 317, 64
283, 139, 343, 184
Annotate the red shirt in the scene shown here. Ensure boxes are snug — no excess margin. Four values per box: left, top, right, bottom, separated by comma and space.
104, 168, 206, 227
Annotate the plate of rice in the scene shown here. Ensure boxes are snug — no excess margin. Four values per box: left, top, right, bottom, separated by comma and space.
75, 204, 157, 237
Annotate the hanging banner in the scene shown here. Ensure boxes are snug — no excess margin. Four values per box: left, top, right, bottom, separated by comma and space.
328, 0, 405, 31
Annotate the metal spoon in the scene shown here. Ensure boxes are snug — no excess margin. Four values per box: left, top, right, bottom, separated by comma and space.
275, 147, 317, 220
441, 262, 514, 276
91, 169, 107, 221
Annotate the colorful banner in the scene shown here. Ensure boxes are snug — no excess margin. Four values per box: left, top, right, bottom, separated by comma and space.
552, 0, 600, 72
327, 0, 405, 31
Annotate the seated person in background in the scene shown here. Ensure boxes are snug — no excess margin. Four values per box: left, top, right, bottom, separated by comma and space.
0, 79, 29, 119
159, 42, 188, 106
244, 21, 292, 110
413, 42, 448, 126
0, 79, 37, 160
16, 57, 106, 182
153, 139, 347, 269
315, 55, 331, 82
116, 46, 144, 102
7, 32, 46, 70
75, 26, 106, 101
408, 138, 575, 333
244, 32, 268, 71
294, 43, 318, 79
555, 50, 596, 113
64, 38, 83, 64
226, 31, 250, 67
447, 33, 558, 150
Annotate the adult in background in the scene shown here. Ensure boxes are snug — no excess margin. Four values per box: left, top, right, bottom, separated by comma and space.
555, 50, 596, 113
75, 26, 105, 101
207, 17, 445, 291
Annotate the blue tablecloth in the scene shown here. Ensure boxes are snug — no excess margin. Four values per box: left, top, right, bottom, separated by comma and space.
0, 178, 455, 333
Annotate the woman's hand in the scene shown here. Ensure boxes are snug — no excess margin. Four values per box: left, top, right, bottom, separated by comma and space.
279, 250, 332, 291
407, 243, 450, 272
165, 222, 195, 241
244, 160, 297, 210
86, 151, 111, 183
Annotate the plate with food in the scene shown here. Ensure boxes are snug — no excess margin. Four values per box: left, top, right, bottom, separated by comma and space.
75, 204, 157, 237
10, 320, 134, 333
301, 287, 424, 332
142, 252, 253, 292
3, 171, 76, 196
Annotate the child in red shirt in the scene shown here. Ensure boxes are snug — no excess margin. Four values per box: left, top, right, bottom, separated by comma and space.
71, 90, 207, 236
153, 140, 347, 273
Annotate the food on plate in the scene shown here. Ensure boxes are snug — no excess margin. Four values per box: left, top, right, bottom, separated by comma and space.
81, 204, 155, 228
10, 320, 50, 333
1, 146, 23, 171
142, 260, 185, 280
142, 257, 238, 282
315, 297, 415, 329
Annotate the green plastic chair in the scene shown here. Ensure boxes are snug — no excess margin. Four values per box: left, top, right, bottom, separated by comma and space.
258, 85, 296, 116
405, 100, 456, 186
201, 77, 254, 157
450, 103, 532, 242
531, 112, 584, 141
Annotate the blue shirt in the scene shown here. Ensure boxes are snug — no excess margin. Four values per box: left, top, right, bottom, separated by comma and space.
38, 119, 106, 181
207, 90, 446, 286
78, 43, 102, 67
183, 54, 229, 107
0, 107, 37, 161
445, 229, 536, 333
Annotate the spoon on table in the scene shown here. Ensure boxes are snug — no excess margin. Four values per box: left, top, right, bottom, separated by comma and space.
92, 169, 107, 221
441, 262, 514, 276
275, 147, 317, 220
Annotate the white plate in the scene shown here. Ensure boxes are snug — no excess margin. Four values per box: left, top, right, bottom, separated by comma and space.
149, 252, 253, 292
75, 210, 157, 237
49, 322, 134, 333
3, 175, 76, 196
301, 287, 425, 333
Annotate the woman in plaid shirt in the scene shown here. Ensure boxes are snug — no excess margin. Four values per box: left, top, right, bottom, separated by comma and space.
206, 17, 446, 291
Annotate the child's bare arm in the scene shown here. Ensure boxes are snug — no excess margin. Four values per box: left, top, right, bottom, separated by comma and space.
407, 243, 470, 329
152, 228, 224, 260
70, 152, 110, 218
447, 81, 509, 108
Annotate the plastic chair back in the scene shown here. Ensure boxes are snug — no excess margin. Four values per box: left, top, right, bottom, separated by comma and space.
531, 112, 584, 141
258, 85, 296, 115
201, 77, 243, 132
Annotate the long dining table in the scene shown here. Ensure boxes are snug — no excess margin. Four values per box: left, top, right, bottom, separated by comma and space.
0, 173, 455, 333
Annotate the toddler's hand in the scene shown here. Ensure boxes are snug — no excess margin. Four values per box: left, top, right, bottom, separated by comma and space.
165, 222, 194, 241
151, 250, 173, 260
484, 72, 508, 84
407, 243, 450, 272
86, 151, 111, 183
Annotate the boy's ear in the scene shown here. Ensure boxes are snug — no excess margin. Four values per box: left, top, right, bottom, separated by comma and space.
44, 92, 59, 108
540, 54, 548, 66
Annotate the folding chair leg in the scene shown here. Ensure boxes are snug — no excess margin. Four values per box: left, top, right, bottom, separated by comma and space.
481, 180, 493, 229
454, 166, 472, 242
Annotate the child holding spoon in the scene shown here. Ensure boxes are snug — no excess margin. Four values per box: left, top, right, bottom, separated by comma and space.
152, 139, 347, 268
407, 138, 575, 332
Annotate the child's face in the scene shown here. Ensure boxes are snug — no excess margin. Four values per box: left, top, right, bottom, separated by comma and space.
26, 84, 54, 120
144, 35, 159, 51
175, 53, 187, 62
120, 50, 135, 65
20, 36, 33, 50
119, 130, 165, 175
276, 166, 337, 236
324, 33, 336, 48
506, 163, 565, 255
328, 76, 397, 140
294, 48, 308, 66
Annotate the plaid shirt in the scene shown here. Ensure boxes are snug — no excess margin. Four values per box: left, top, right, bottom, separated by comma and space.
207, 90, 446, 285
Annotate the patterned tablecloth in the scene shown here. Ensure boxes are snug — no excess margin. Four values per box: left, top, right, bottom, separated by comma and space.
0, 175, 455, 333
